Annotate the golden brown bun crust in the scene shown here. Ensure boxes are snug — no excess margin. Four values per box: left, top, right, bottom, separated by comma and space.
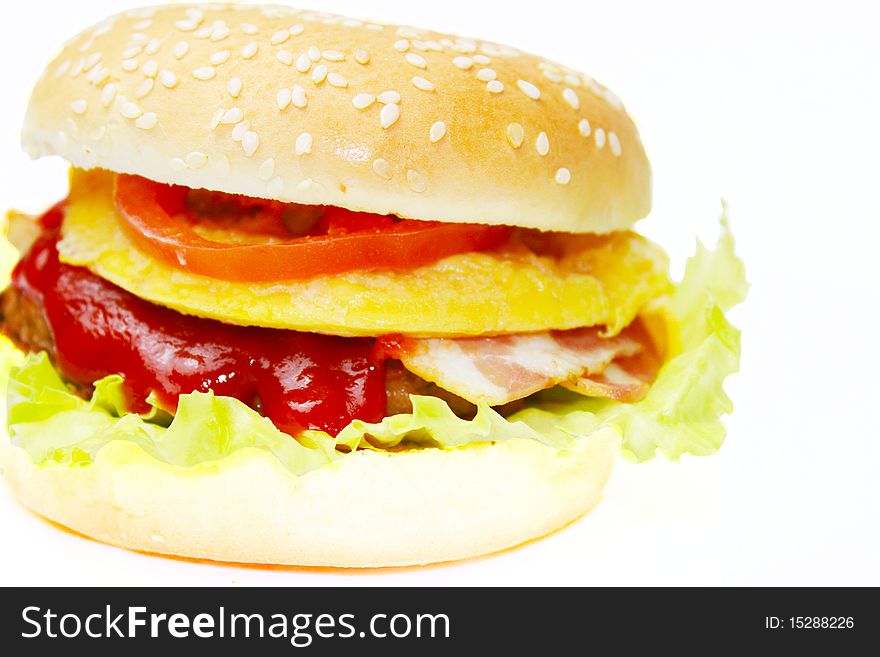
1, 429, 619, 567
23, 4, 651, 233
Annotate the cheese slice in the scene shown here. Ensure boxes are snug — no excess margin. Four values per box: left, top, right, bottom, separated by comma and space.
58, 169, 671, 337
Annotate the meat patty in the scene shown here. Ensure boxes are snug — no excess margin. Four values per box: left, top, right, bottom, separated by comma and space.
0, 286, 496, 419
0, 287, 54, 360
384, 359, 478, 418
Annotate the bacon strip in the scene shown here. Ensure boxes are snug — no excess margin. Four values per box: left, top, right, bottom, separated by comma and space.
379, 320, 661, 406
563, 349, 661, 402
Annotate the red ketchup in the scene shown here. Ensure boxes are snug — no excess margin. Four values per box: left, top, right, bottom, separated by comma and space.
10, 223, 387, 436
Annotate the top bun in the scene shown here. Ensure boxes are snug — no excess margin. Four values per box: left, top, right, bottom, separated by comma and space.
22, 4, 651, 233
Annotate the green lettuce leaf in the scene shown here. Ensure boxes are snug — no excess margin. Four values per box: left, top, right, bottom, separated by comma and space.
0, 217, 745, 471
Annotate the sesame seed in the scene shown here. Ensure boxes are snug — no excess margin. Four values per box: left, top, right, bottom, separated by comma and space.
118, 99, 142, 119
380, 103, 400, 128
562, 88, 580, 110
210, 23, 231, 41
517, 80, 541, 100
536, 132, 550, 155
135, 112, 158, 130
134, 79, 154, 98
267, 177, 285, 197
311, 64, 327, 84
170, 158, 186, 172
221, 108, 243, 124
411, 40, 427, 51
603, 89, 623, 109
276, 50, 293, 65
242, 131, 259, 156
259, 158, 275, 180
452, 56, 473, 70
90, 126, 106, 141
145, 38, 161, 55
594, 127, 606, 148
174, 41, 189, 59
121, 59, 138, 72
296, 178, 321, 193
85, 64, 109, 85
327, 72, 347, 87
210, 109, 224, 129
578, 118, 591, 137
566, 74, 583, 87
425, 40, 443, 52
407, 170, 427, 193
175, 19, 198, 32
486, 80, 504, 93
405, 52, 427, 69
555, 168, 571, 185
242, 41, 259, 59
186, 151, 208, 168
276, 88, 292, 110
430, 121, 447, 143
210, 50, 230, 65
507, 122, 524, 148
241, 23, 259, 35
291, 85, 307, 108
185, 7, 204, 22
476, 67, 496, 81
227, 77, 242, 97
308, 46, 321, 61
543, 69, 563, 83
71, 99, 88, 115
141, 60, 158, 78
55, 60, 71, 78
473, 54, 490, 65
377, 90, 400, 104
100, 84, 117, 107
82, 52, 102, 71
323, 50, 345, 62
295, 53, 311, 72
352, 93, 375, 110
290, 24, 304, 36
412, 76, 435, 91
231, 120, 250, 141
295, 132, 313, 155
159, 70, 178, 88
372, 158, 392, 180
122, 45, 142, 59
394, 39, 409, 52
355, 49, 370, 64
270, 29, 290, 45
192, 66, 216, 80
608, 131, 622, 156
133, 19, 152, 30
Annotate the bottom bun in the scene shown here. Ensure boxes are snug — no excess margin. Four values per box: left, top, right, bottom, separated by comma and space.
0, 428, 619, 568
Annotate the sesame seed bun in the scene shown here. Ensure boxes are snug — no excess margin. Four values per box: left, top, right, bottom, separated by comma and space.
22, 4, 651, 233
0, 425, 619, 567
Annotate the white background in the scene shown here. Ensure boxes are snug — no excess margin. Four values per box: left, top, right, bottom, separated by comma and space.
1, 0, 878, 586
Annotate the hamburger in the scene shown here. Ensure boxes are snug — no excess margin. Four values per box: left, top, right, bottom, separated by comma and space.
0, 3, 746, 567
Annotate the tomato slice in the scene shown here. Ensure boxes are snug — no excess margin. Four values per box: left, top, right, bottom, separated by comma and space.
113, 174, 513, 282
